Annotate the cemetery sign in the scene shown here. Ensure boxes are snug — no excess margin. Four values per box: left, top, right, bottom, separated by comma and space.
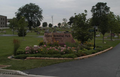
43, 33, 75, 45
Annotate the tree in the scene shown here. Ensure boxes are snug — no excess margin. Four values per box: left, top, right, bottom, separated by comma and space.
16, 3, 43, 30
62, 18, 68, 28
107, 12, 116, 41
18, 17, 28, 37
49, 23, 53, 28
58, 23, 61, 28
68, 16, 74, 26
72, 10, 93, 44
91, 2, 110, 43
33, 20, 41, 28
9, 18, 18, 34
114, 15, 120, 38
42, 22, 47, 27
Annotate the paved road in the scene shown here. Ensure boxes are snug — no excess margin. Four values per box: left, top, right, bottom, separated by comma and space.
23, 43, 120, 77
0, 34, 43, 38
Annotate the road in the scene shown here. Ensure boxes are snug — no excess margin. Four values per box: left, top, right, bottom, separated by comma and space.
23, 43, 120, 77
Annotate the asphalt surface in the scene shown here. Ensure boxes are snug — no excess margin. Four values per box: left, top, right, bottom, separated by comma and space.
23, 43, 120, 77
0, 74, 56, 77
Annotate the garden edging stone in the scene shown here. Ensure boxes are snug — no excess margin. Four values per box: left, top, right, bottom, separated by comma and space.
25, 47, 113, 60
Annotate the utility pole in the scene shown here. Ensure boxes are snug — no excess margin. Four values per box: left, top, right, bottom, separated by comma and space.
51, 15, 53, 26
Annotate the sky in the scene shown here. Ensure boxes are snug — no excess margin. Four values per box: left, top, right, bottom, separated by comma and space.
0, 0, 120, 26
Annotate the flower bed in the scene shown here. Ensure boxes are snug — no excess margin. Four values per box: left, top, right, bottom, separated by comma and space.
14, 41, 109, 59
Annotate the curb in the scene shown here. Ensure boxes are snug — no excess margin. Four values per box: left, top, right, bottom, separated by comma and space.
26, 47, 113, 60
74, 47, 113, 60
0, 65, 11, 69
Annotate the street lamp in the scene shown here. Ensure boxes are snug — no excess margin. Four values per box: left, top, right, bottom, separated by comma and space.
94, 26, 96, 50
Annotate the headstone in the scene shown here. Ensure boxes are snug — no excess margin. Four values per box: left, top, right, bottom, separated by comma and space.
43, 33, 75, 45
96, 34, 100, 37
114, 35, 118, 38
26, 30, 30, 33
3, 30, 6, 34
45, 29, 50, 33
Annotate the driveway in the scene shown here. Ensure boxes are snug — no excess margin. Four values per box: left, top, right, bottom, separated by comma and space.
23, 43, 120, 77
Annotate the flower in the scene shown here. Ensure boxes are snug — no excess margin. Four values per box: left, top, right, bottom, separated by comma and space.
64, 45, 66, 47
44, 45, 46, 47
25, 52, 28, 54
47, 48, 49, 51
61, 50, 63, 52
55, 49, 58, 51
36, 51, 38, 53
25, 46, 30, 51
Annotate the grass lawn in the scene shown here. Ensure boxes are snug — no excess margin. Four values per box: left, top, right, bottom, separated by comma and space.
0, 36, 72, 70
0, 30, 120, 71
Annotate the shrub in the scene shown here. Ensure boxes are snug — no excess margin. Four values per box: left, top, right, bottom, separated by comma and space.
65, 42, 79, 47
47, 49, 59, 54
18, 28, 26, 37
61, 54, 77, 58
52, 40, 59, 46
85, 50, 94, 55
63, 49, 73, 54
52, 54, 61, 58
16, 51, 25, 55
28, 54, 42, 57
13, 39, 20, 56
14, 54, 27, 59
39, 41, 44, 46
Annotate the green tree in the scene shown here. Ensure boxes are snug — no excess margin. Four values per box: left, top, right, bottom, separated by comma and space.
68, 16, 74, 27
108, 12, 116, 40
114, 15, 120, 38
49, 23, 53, 28
91, 2, 110, 43
16, 3, 43, 30
62, 18, 68, 28
18, 17, 28, 37
42, 22, 47, 27
72, 10, 93, 44
9, 18, 18, 34
58, 23, 61, 28
33, 20, 41, 28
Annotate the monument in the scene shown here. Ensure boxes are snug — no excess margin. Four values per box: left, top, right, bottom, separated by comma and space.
43, 32, 75, 45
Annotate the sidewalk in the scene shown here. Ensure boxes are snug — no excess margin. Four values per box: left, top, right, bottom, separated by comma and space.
0, 69, 56, 77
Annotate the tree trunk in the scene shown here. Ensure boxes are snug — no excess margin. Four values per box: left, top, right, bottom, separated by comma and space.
13, 28, 14, 35
29, 26, 32, 30
103, 34, 104, 43
117, 33, 119, 39
110, 31, 112, 41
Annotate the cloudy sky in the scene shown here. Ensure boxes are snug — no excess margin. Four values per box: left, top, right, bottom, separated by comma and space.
0, 0, 120, 26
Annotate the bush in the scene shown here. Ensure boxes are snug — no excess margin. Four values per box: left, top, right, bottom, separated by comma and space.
13, 39, 20, 56
61, 54, 77, 58
14, 54, 27, 59
65, 42, 79, 47
39, 41, 44, 46
18, 28, 26, 37
63, 49, 73, 54
16, 51, 25, 55
52, 54, 61, 58
47, 49, 59, 54
85, 50, 94, 55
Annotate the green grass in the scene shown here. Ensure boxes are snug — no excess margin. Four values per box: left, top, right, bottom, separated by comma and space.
0, 29, 120, 71
0, 36, 72, 70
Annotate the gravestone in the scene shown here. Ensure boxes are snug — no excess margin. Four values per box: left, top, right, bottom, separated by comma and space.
43, 32, 75, 45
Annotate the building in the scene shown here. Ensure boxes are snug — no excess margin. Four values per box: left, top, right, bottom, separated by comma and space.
0, 15, 7, 27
